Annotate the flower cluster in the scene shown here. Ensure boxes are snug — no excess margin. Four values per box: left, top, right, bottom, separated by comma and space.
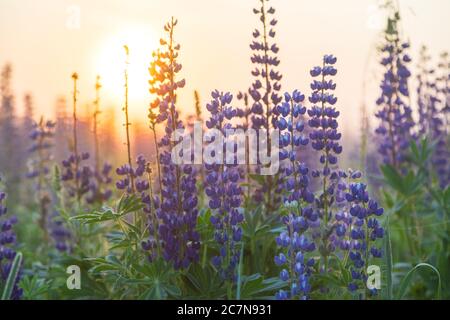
61, 73, 94, 203
374, 38, 414, 168
26, 118, 55, 239
204, 91, 244, 281
273, 91, 320, 300
275, 202, 316, 300
61, 152, 93, 201
49, 211, 72, 252
248, 0, 283, 212
117, 155, 161, 261
0, 177, 22, 299
344, 182, 384, 296
27, 118, 55, 181
432, 52, 450, 187
148, 18, 200, 269
307, 55, 344, 261
87, 163, 112, 204
273, 91, 313, 203
249, 0, 282, 129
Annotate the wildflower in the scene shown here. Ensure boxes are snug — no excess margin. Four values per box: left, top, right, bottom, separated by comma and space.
374, 13, 414, 169
27, 117, 56, 240
0, 177, 23, 299
344, 182, 384, 296
204, 90, 244, 281
273, 91, 313, 203
275, 202, 316, 300
48, 211, 72, 252
148, 18, 200, 269
249, 0, 283, 213
61, 73, 94, 203
307, 55, 343, 266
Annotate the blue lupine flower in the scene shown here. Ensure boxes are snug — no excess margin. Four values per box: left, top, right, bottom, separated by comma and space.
416, 46, 449, 187
249, 0, 284, 211
344, 182, 384, 295
0, 177, 23, 299
204, 91, 244, 281
275, 201, 316, 300
374, 35, 414, 168
273, 90, 314, 204
307, 55, 343, 261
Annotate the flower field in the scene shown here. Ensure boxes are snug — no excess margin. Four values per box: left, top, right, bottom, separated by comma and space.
0, 0, 448, 301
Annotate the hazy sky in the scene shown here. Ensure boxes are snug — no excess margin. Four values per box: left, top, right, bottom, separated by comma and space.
1, 0, 450, 142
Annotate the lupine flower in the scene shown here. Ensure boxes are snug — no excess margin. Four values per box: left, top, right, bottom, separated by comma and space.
344, 182, 384, 297
275, 201, 316, 300
306, 56, 383, 290
374, 16, 414, 169
27, 117, 56, 240
0, 64, 23, 203
307, 55, 343, 261
61, 151, 93, 201
0, 177, 23, 299
148, 18, 200, 269
273, 91, 317, 300
432, 51, 450, 187
273, 91, 314, 203
249, 0, 283, 213
48, 210, 72, 252
204, 90, 244, 281
61, 73, 94, 203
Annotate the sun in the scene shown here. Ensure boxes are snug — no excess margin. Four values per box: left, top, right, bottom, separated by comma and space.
95, 25, 157, 110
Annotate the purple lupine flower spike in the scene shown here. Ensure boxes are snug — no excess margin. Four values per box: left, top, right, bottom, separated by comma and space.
205, 91, 244, 281
148, 18, 200, 269
0, 177, 23, 299
374, 17, 414, 169
249, 0, 283, 212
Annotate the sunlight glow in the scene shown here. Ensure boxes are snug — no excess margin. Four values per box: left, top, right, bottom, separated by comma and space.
95, 26, 157, 110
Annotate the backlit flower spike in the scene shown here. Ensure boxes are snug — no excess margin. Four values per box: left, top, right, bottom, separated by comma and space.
148, 18, 200, 269
61, 73, 94, 203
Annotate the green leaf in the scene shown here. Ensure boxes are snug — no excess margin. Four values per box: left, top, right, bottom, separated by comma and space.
395, 263, 442, 300
383, 216, 393, 300
1, 252, 23, 300
381, 165, 405, 194
240, 274, 285, 299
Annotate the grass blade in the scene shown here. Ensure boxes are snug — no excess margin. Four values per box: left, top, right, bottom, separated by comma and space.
395, 263, 441, 300
383, 215, 393, 300
236, 243, 244, 300
1, 252, 23, 300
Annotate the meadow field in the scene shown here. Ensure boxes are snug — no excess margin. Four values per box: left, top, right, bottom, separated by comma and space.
0, 0, 448, 300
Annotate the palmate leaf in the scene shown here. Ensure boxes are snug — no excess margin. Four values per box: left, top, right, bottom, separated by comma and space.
71, 194, 144, 224
380, 165, 424, 197
239, 274, 286, 300
183, 264, 225, 299
129, 260, 181, 300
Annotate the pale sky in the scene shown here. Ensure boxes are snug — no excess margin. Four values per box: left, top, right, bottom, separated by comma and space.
1, 0, 450, 144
